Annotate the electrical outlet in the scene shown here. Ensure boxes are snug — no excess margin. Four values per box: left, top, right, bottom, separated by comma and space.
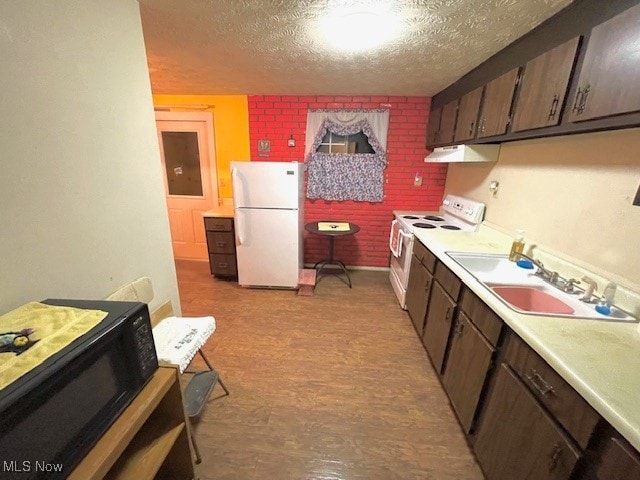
413, 174, 422, 187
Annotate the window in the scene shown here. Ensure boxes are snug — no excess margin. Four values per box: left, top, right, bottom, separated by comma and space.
316, 131, 375, 154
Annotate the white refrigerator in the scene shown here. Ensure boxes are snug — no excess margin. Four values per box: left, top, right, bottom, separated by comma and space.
231, 161, 304, 288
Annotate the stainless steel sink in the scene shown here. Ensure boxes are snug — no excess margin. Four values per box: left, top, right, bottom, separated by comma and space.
446, 252, 637, 322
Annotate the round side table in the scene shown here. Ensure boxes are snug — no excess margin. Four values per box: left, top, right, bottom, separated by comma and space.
305, 221, 360, 288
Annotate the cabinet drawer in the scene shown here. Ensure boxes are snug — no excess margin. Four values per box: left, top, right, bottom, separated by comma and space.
413, 240, 437, 273
209, 254, 237, 276
204, 217, 233, 232
504, 333, 601, 449
459, 288, 503, 347
206, 231, 235, 254
434, 261, 462, 300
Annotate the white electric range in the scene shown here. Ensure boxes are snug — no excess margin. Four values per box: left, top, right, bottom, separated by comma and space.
389, 195, 486, 309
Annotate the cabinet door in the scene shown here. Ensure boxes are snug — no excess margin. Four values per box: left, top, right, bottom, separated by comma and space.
426, 106, 442, 147
438, 100, 459, 145
511, 37, 580, 132
442, 312, 494, 433
454, 87, 483, 142
474, 364, 581, 480
406, 256, 434, 336
596, 436, 640, 480
477, 68, 520, 138
422, 281, 456, 374
569, 4, 640, 122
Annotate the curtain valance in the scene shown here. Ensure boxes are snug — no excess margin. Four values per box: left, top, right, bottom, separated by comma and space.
304, 109, 390, 156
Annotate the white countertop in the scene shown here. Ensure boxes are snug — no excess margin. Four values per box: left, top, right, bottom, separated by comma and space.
413, 225, 640, 452
202, 205, 234, 218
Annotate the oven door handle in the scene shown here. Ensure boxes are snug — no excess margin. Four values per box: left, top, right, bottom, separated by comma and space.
389, 220, 412, 257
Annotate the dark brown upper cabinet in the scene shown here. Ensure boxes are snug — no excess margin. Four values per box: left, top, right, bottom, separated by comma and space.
437, 100, 459, 145
511, 37, 581, 132
569, 3, 640, 122
454, 86, 483, 142
477, 68, 520, 138
426, 106, 442, 147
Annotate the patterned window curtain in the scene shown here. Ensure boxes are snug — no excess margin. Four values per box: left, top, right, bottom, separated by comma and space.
305, 109, 389, 202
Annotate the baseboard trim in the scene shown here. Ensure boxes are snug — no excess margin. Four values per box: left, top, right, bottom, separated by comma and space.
303, 263, 389, 272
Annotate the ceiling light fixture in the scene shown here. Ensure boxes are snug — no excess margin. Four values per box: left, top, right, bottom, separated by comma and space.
316, 3, 405, 53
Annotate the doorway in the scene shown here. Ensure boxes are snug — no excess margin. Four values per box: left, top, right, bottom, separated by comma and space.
155, 111, 218, 260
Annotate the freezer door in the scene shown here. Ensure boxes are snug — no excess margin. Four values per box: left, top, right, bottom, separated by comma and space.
235, 208, 301, 288
231, 161, 301, 209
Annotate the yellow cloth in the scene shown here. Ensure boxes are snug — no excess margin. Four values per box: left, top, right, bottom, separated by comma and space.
0, 302, 107, 391
318, 222, 350, 232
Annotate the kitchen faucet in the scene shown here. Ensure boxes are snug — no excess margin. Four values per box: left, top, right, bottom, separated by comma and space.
513, 252, 559, 283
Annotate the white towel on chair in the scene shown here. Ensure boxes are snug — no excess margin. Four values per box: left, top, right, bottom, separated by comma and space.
152, 316, 216, 373
389, 220, 403, 258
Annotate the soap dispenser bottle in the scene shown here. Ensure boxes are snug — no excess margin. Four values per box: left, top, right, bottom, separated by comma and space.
509, 230, 525, 261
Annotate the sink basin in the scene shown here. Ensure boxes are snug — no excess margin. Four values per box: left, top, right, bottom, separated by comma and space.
445, 252, 537, 285
447, 252, 637, 322
490, 285, 575, 315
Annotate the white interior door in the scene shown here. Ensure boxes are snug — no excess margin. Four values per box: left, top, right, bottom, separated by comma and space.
156, 111, 217, 260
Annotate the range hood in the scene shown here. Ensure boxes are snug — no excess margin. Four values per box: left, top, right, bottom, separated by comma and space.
425, 144, 500, 163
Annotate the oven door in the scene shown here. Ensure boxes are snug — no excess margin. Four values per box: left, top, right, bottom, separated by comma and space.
389, 222, 414, 307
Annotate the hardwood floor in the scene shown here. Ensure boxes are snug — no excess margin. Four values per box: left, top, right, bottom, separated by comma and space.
176, 260, 484, 480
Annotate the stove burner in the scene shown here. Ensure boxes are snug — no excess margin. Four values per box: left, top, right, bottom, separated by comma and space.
413, 223, 437, 229
424, 215, 444, 221
441, 225, 461, 230
403, 215, 420, 219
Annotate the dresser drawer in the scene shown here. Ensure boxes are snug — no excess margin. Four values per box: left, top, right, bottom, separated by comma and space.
209, 254, 237, 276
206, 231, 235, 254
434, 261, 462, 300
205, 217, 233, 232
504, 333, 601, 449
413, 239, 437, 273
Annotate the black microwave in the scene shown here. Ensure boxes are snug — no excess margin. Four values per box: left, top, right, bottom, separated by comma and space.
0, 299, 158, 479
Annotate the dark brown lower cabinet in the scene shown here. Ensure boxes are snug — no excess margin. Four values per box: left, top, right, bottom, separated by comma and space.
442, 312, 494, 433
422, 281, 456, 373
596, 436, 640, 480
474, 364, 581, 480
406, 255, 433, 335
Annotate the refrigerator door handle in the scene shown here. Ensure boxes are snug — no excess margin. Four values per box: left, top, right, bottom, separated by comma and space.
235, 209, 245, 245
231, 167, 239, 206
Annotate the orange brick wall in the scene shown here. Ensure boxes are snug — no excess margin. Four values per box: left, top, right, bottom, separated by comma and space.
247, 95, 447, 268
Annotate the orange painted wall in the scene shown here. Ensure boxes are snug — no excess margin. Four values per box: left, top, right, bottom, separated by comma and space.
152, 95, 251, 199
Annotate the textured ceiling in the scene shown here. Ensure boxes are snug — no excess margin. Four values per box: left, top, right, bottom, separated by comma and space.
139, 0, 573, 96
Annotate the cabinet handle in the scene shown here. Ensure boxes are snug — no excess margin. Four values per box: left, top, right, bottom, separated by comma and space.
526, 369, 555, 396
468, 121, 474, 136
479, 118, 485, 134
444, 306, 452, 323
454, 320, 465, 336
580, 85, 590, 114
548, 94, 559, 120
548, 442, 563, 472
572, 87, 584, 114
424, 278, 432, 292
218, 262, 228, 268
215, 241, 226, 247
572, 85, 590, 115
